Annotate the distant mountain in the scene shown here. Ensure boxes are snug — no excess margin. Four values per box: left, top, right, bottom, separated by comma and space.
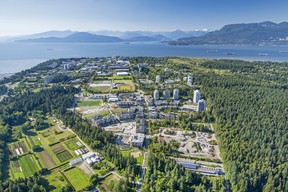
169, 21, 288, 45
90, 30, 209, 39
8, 30, 76, 41
17, 32, 123, 43
125, 34, 170, 42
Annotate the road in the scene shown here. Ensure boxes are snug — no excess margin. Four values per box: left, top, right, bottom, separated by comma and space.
99, 171, 124, 179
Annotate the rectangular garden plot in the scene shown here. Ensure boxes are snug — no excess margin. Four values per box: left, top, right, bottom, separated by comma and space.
38, 150, 57, 169
56, 150, 73, 162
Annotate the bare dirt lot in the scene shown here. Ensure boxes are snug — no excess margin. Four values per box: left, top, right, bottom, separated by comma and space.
159, 127, 222, 160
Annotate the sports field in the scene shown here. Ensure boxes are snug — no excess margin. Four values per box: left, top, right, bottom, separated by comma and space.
64, 167, 90, 191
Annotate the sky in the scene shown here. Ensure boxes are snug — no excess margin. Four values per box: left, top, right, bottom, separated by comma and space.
0, 0, 288, 36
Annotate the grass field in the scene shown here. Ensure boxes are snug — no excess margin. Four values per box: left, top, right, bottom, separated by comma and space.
121, 148, 144, 165
119, 85, 131, 91
114, 79, 133, 84
19, 155, 39, 177
64, 138, 83, 150
92, 80, 111, 84
89, 86, 110, 93
102, 174, 120, 191
108, 75, 133, 81
77, 100, 102, 107
56, 150, 73, 162
44, 172, 68, 192
10, 160, 24, 179
64, 168, 90, 191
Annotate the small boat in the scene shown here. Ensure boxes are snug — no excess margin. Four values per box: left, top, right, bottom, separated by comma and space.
206, 50, 218, 53
258, 53, 268, 56
279, 51, 288, 54
225, 52, 235, 56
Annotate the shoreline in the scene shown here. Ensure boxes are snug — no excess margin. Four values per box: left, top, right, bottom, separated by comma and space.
0, 73, 14, 80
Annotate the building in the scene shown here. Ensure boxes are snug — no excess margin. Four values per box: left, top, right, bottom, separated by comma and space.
193, 90, 201, 104
197, 99, 206, 111
118, 112, 134, 121
163, 90, 170, 100
154, 90, 159, 100
173, 89, 179, 100
187, 75, 193, 86
82, 152, 96, 160
144, 95, 154, 106
69, 158, 83, 167
131, 133, 145, 147
116, 72, 130, 76
164, 68, 169, 72
44, 76, 53, 83
156, 75, 161, 83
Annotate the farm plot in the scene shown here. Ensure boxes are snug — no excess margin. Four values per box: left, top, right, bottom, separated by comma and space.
18, 155, 39, 177
38, 150, 57, 169
52, 145, 65, 154
10, 160, 24, 179
64, 138, 83, 150
9, 141, 29, 157
64, 167, 90, 191
56, 150, 73, 162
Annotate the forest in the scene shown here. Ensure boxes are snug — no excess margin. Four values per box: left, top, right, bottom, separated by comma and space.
0, 85, 140, 191
195, 60, 288, 191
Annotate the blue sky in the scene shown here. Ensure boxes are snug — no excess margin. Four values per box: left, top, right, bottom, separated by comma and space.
0, 0, 288, 36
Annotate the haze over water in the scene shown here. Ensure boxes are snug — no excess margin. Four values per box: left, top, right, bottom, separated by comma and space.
0, 42, 288, 74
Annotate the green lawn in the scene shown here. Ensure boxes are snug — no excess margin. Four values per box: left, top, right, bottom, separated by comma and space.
108, 75, 133, 80
89, 86, 110, 93
121, 148, 144, 165
44, 172, 68, 192
77, 100, 102, 107
114, 79, 133, 84
102, 174, 120, 191
19, 155, 39, 177
64, 168, 90, 191
10, 161, 24, 179
119, 85, 131, 91
64, 138, 83, 150
92, 80, 111, 84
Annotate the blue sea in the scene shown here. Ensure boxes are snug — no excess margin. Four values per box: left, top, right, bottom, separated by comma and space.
1, 42, 288, 74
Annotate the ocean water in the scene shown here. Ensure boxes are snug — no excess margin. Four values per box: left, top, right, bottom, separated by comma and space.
0, 42, 288, 74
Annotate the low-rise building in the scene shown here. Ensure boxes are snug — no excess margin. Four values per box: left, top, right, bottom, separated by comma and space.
118, 112, 134, 121
69, 158, 83, 167
131, 133, 145, 147
116, 72, 130, 76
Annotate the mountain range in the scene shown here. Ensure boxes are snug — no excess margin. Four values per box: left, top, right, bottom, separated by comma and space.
169, 21, 288, 45
7, 29, 209, 43
6, 21, 288, 45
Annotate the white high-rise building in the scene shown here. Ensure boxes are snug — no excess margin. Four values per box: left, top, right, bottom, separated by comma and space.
154, 90, 159, 100
193, 90, 201, 104
187, 75, 193, 86
173, 89, 179, 100
163, 90, 170, 100
156, 75, 161, 83
197, 99, 206, 111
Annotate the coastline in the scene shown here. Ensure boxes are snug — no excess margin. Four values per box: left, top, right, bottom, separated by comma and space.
0, 73, 14, 80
